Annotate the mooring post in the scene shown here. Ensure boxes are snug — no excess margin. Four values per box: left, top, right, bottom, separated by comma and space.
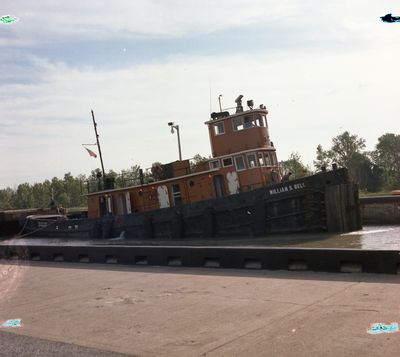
325, 184, 346, 232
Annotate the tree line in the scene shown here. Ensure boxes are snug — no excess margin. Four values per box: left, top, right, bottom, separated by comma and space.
1, 132, 399, 210
0, 173, 87, 210
281, 132, 400, 193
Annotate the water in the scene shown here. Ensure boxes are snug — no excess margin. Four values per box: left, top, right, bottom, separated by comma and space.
1, 225, 400, 250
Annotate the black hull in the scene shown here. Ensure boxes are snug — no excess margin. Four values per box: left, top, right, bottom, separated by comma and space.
22, 168, 361, 239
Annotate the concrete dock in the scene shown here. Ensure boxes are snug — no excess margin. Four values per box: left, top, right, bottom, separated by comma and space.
1, 261, 399, 356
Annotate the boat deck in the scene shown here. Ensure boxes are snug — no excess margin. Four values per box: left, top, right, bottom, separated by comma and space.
1, 261, 399, 356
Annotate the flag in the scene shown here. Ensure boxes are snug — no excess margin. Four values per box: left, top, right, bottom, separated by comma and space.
84, 147, 97, 158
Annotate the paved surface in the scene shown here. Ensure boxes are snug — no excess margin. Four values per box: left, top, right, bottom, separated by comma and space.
0, 330, 133, 357
0, 261, 399, 356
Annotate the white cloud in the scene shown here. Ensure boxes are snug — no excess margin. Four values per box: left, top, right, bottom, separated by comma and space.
3, 0, 398, 47
1, 0, 400, 187
1, 40, 400, 187
1, 0, 301, 44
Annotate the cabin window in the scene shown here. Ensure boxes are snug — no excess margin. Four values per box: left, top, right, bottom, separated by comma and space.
172, 184, 182, 206
264, 153, 271, 166
222, 157, 233, 167
213, 122, 225, 135
258, 153, 265, 166
209, 160, 220, 170
243, 116, 255, 128
232, 117, 244, 131
99, 196, 107, 217
233, 116, 257, 130
247, 154, 257, 168
116, 194, 127, 215
234, 156, 246, 171
271, 152, 278, 165
106, 196, 113, 214
255, 114, 266, 127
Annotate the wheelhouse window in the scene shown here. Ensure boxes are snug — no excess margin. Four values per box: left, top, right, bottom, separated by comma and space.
209, 160, 220, 170
264, 152, 271, 166
258, 153, 265, 166
234, 156, 246, 171
265, 152, 277, 166
232, 117, 244, 131
222, 157, 233, 167
255, 114, 267, 127
247, 153, 257, 167
271, 152, 278, 165
213, 122, 225, 135
243, 116, 255, 128
233, 115, 260, 131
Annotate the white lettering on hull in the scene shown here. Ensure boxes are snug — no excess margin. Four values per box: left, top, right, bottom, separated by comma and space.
269, 182, 306, 195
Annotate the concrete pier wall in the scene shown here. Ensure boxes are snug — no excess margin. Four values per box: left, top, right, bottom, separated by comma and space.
360, 196, 400, 224
1, 244, 399, 274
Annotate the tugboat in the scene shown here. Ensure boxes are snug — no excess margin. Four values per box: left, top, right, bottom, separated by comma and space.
22, 95, 361, 239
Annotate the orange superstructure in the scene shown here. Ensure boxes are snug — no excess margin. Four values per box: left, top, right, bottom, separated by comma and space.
86, 95, 281, 219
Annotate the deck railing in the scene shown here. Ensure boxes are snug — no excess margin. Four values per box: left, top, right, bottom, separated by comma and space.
84, 157, 210, 194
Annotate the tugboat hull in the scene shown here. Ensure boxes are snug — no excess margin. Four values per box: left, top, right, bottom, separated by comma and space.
22, 168, 361, 239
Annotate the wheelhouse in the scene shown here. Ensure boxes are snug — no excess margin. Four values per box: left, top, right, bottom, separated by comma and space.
86, 95, 281, 218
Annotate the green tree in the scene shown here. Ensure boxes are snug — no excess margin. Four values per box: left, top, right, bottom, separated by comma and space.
280, 152, 311, 179
373, 133, 400, 189
50, 177, 67, 207
315, 131, 386, 192
190, 154, 209, 172
31, 181, 52, 208
329, 131, 366, 168
14, 183, 34, 209
0, 188, 15, 210
63, 172, 85, 207
121, 165, 141, 186
315, 131, 371, 186
90, 168, 103, 180
346, 152, 383, 192
313, 144, 332, 171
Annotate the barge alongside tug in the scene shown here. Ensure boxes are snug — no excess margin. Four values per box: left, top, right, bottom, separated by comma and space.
22, 95, 362, 239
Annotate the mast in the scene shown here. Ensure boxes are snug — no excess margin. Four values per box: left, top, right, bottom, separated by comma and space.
91, 109, 106, 180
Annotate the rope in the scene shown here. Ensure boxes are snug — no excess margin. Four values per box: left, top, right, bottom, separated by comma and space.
13, 218, 59, 239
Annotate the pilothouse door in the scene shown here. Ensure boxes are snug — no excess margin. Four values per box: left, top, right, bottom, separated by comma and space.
99, 196, 107, 217
213, 175, 226, 197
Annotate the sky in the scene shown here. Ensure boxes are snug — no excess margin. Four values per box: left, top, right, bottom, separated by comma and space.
1, 1, 399, 188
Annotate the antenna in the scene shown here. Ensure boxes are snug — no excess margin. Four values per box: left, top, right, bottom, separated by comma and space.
209, 81, 212, 114
91, 109, 106, 180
